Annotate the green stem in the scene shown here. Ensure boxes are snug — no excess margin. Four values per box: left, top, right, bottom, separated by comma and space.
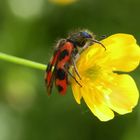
0, 52, 47, 71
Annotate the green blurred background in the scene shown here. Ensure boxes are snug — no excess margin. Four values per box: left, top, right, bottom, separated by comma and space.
0, 0, 140, 140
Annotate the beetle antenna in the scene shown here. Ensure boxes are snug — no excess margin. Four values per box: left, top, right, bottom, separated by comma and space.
90, 39, 106, 50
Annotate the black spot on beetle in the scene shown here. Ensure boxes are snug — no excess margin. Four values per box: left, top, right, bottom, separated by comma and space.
56, 68, 66, 80
57, 85, 63, 92
59, 50, 69, 60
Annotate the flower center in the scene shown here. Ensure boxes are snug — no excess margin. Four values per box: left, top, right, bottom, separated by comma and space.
84, 65, 102, 81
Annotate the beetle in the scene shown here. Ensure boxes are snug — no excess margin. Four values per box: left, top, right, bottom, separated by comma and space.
45, 30, 105, 95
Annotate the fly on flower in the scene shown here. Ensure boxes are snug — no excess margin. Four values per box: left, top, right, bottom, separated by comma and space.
45, 30, 105, 95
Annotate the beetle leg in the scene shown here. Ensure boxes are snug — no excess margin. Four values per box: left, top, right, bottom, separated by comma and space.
100, 35, 106, 39
64, 64, 82, 87
71, 53, 82, 80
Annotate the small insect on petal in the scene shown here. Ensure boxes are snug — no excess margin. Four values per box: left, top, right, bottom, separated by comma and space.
45, 30, 96, 95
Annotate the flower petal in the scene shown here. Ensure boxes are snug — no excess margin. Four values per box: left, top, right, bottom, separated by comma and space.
71, 83, 82, 104
80, 86, 114, 121
104, 74, 139, 114
101, 34, 140, 72
76, 42, 105, 73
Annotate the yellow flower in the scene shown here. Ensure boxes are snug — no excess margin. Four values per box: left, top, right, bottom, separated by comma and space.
49, 0, 77, 5
71, 33, 140, 121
